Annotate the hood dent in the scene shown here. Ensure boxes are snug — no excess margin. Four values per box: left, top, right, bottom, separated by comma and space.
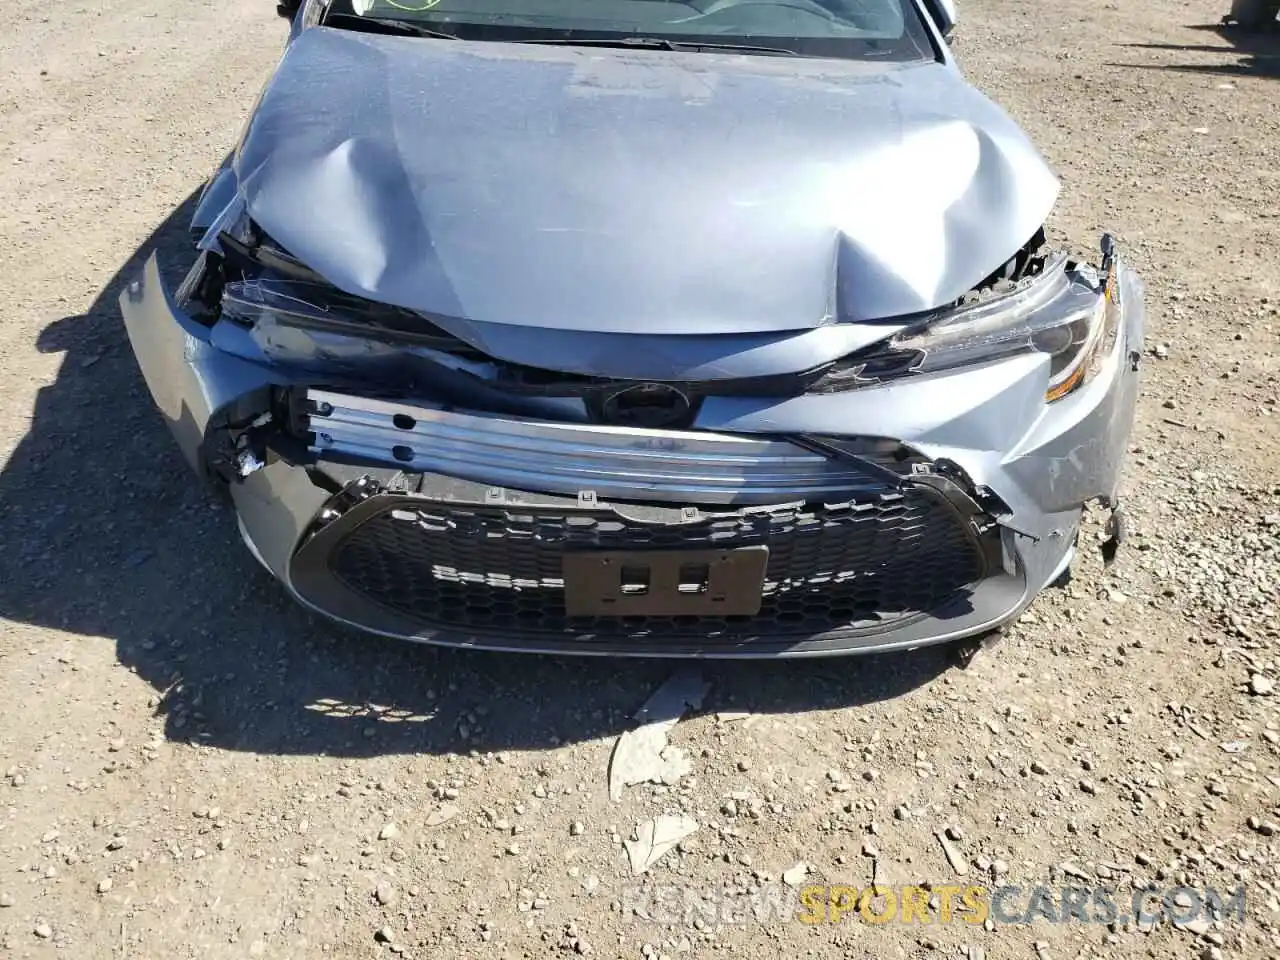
214, 28, 1058, 364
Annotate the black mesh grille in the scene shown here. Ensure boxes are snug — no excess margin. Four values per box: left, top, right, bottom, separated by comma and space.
322, 491, 988, 642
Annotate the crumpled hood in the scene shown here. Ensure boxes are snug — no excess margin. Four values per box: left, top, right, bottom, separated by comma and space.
231, 26, 1059, 335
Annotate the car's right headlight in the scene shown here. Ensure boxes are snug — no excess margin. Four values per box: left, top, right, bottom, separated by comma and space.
810, 239, 1122, 403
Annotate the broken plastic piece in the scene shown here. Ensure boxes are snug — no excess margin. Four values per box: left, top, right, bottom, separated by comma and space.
1101, 499, 1128, 566
425, 804, 459, 827
608, 671, 709, 801
624, 815, 698, 875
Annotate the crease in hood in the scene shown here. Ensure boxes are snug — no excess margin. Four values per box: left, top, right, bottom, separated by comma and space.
226, 26, 1060, 338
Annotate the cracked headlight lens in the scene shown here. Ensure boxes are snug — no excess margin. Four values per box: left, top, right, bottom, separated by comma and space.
812, 246, 1121, 403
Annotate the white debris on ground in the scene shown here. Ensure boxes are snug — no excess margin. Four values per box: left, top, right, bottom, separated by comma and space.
781, 862, 810, 887
624, 815, 700, 875
608, 671, 709, 801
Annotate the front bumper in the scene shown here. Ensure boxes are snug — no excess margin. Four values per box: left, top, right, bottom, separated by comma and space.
120, 253, 1144, 657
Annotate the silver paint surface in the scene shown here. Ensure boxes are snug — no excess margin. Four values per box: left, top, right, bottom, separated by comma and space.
117, 11, 1147, 656
212, 26, 1058, 353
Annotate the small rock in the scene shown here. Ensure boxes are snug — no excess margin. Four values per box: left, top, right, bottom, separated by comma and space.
375, 926, 394, 943
1249, 675, 1275, 697
569, 821, 585, 837
1079, 779, 1098, 795
894, 805, 910, 821
0, 893, 13, 908
34, 924, 52, 940
378, 823, 400, 841
97, 878, 112, 894
1250, 818, 1277, 837
375, 881, 396, 906
782, 862, 809, 887
936, 830, 968, 876
1030, 760, 1048, 775
106, 836, 127, 851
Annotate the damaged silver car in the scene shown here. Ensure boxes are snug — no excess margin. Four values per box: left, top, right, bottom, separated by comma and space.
122, 0, 1143, 657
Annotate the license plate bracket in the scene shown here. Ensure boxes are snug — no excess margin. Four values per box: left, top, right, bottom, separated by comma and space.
562, 546, 769, 618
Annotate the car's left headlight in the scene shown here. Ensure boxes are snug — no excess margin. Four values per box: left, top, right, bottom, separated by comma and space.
810, 239, 1122, 403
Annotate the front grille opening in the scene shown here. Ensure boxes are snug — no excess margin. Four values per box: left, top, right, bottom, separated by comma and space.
678, 563, 710, 596
620, 565, 650, 596
320, 493, 988, 643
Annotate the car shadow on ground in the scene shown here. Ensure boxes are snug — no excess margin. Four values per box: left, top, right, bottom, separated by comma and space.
1109, 21, 1280, 79
0, 191, 956, 760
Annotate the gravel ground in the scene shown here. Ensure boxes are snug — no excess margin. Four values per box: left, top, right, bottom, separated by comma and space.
1, 1, 1278, 957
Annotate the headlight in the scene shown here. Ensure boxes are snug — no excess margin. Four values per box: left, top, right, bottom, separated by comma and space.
811, 240, 1122, 403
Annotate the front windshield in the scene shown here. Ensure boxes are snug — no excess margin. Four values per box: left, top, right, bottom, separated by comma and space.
328, 0, 939, 62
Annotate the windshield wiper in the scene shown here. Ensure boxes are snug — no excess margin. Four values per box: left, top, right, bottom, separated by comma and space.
514, 36, 799, 56
323, 12, 461, 39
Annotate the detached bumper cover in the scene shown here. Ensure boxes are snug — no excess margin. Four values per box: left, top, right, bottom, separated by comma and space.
121, 253, 1144, 657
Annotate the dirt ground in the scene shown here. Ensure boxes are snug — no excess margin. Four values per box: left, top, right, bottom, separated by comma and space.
1, 0, 1278, 957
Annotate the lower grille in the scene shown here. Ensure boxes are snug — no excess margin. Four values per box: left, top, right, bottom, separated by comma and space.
306, 485, 990, 644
